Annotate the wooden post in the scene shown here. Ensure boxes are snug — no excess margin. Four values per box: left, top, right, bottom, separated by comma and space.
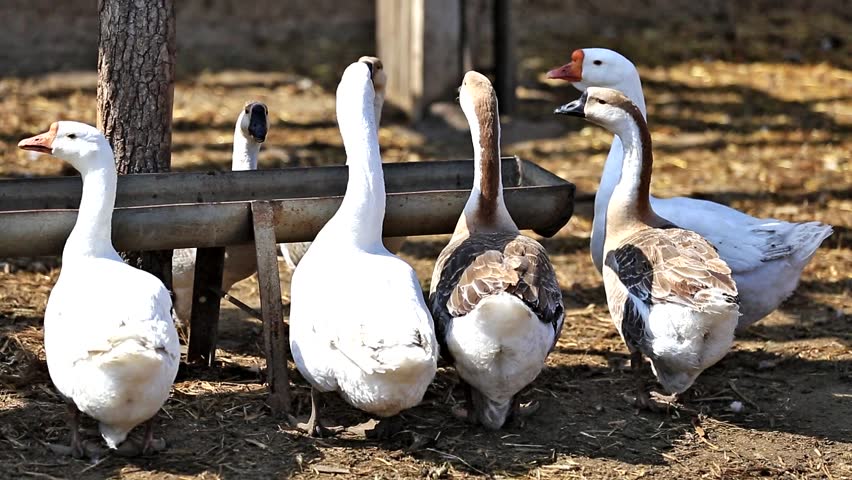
493, 0, 515, 114
377, 0, 463, 121
251, 202, 290, 415
97, 0, 176, 288
186, 247, 225, 366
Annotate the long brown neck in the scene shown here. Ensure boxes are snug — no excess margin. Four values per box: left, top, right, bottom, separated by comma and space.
476, 99, 501, 224
605, 104, 668, 238
455, 94, 518, 240
634, 112, 654, 219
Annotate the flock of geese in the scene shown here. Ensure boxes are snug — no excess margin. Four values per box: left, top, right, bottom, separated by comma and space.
15, 49, 832, 458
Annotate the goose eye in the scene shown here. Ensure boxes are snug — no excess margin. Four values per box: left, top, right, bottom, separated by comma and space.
244, 106, 250, 114
67, 133, 77, 139
593, 60, 603, 66
597, 99, 607, 105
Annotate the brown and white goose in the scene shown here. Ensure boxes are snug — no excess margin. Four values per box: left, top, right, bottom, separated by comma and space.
429, 71, 564, 429
556, 88, 740, 407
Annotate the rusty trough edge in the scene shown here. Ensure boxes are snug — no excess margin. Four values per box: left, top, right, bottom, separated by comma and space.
0, 158, 575, 257
0, 158, 527, 211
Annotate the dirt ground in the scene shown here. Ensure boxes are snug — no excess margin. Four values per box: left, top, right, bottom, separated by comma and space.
1, 2, 851, 479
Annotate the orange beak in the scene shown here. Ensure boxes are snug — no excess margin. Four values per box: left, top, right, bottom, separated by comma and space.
546, 49, 584, 82
18, 122, 58, 154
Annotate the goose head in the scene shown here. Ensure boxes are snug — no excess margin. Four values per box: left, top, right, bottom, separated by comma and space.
238, 101, 269, 143
18, 121, 111, 173
547, 48, 639, 94
337, 56, 386, 130
458, 71, 499, 141
357, 56, 387, 124
554, 87, 644, 139
358, 56, 386, 102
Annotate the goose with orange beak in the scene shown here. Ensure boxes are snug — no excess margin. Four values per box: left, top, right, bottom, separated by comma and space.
548, 48, 831, 329
18, 122, 180, 457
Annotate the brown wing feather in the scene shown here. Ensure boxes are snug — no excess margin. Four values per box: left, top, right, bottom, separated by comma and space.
429, 233, 564, 361
606, 227, 738, 311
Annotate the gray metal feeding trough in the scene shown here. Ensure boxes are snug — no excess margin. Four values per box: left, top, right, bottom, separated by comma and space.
0, 156, 575, 413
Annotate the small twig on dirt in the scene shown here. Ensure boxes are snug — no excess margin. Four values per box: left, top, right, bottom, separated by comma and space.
78, 457, 107, 474
728, 380, 760, 411
244, 438, 269, 450
312, 465, 351, 475
425, 448, 487, 476
541, 462, 579, 471
698, 435, 720, 450
564, 305, 596, 317
220, 463, 248, 474
661, 452, 680, 463
692, 396, 734, 402
20, 472, 64, 480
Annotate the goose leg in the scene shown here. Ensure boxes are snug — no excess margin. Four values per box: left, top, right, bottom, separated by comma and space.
511, 396, 541, 419
365, 415, 403, 440
68, 403, 84, 458
47, 403, 84, 458
451, 380, 473, 421
140, 417, 167, 455
631, 351, 658, 411
114, 416, 166, 456
298, 387, 330, 438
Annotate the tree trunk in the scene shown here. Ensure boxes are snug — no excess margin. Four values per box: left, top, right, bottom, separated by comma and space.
97, 0, 176, 288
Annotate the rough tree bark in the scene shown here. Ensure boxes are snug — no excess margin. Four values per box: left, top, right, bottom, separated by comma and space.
97, 0, 176, 288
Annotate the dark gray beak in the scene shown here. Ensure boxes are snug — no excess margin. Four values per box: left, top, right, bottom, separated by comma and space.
554, 91, 587, 117
248, 103, 268, 143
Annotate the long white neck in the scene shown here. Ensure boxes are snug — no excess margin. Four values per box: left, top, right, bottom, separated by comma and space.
63, 150, 120, 262
231, 127, 260, 171
334, 87, 385, 250
373, 92, 384, 127
589, 74, 647, 270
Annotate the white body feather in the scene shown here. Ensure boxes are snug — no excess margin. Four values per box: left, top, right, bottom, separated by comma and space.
445, 294, 554, 406
606, 267, 738, 393
46, 259, 180, 448
290, 248, 436, 416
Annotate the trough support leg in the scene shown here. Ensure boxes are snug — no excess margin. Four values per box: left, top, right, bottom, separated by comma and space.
187, 247, 225, 366
251, 201, 291, 415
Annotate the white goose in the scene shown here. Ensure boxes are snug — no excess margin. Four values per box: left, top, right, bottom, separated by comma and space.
279, 57, 405, 269
18, 122, 180, 456
172, 102, 269, 324
288, 58, 437, 437
429, 72, 564, 429
556, 88, 739, 407
547, 48, 832, 328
